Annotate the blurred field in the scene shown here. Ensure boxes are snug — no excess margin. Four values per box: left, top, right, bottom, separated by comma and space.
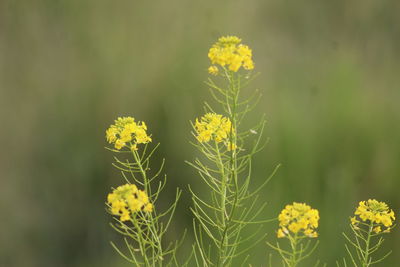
1, 0, 399, 266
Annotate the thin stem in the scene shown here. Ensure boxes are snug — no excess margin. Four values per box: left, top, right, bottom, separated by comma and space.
362, 222, 373, 267
131, 148, 164, 265
215, 141, 228, 265
289, 234, 299, 267
132, 218, 151, 267
215, 69, 241, 267
132, 149, 150, 194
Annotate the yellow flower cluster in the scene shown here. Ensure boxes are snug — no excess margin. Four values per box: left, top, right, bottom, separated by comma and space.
208, 36, 254, 74
106, 117, 152, 150
107, 184, 153, 222
277, 202, 319, 238
351, 199, 395, 233
195, 113, 234, 148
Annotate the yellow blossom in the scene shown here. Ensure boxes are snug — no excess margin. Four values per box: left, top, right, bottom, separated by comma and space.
373, 226, 382, 233
106, 126, 118, 143
114, 139, 125, 150
143, 203, 153, 212
107, 183, 153, 222
243, 58, 254, 70
277, 202, 319, 238
277, 228, 286, 238
353, 199, 395, 232
215, 130, 227, 142
105, 117, 152, 150
208, 66, 219, 75
119, 128, 133, 143
208, 36, 255, 73
288, 222, 301, 233
351, 216, 359, 225
304, 228, 318, 238
197, 130, 212, 143
194, 113, 233, 144
111, 200, 126, 215
120, 209, 131, 221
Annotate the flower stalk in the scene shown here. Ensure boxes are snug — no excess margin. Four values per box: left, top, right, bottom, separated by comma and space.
101, 36, 397, 267
338, 199, 395, 267
189, 36, 276, 266
268, 202, 320, 267
105, 117, 181, 266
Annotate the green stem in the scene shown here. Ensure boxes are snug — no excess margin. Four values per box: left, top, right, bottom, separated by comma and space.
132, 218, 151, 267
287, 234, 299, 267
215, 141, 228, 266
216, 70, 241, 267
131, 148, 163, 266
362, 222, 374, 267
132, 149, 150, 194
226, 72, 240, 224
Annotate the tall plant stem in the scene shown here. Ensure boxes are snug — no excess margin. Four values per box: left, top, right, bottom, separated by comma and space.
362, 222, 374, 267
215, 70, 241, 267
131, 149, 163, 266
132, 218, 151, 267
215, 142, 227, 265
132, 150, 150, 194
289, 234, 299, 267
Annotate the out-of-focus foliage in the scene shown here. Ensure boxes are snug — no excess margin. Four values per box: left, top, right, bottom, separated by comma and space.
0, 0, 399, 266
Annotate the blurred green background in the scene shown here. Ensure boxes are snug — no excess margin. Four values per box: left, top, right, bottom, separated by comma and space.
1, 0, 399, 266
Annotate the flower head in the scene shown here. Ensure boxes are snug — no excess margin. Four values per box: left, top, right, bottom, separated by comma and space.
106, 117, 152, 150
277, 202, 319, 238
107, 184, 153, 222
207, 35, 254, 74
194, 113, 235, 150
208, 66, 219, 75
352, 199, 395, 232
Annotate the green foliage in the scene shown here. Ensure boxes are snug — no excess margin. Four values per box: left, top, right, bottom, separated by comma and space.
103, 37, 396, 267
2, 2, 400, 266
106, 143, 182, 266
188, 67, 277, 266
338, 222, 392, 267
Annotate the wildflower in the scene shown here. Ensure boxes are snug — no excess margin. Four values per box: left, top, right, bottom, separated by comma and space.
373, 226, 382, 233
106, 117, 151, 150
106, 126, 118, 143
194, 113, 234, 149
277, 228, 285, 238
304, 228, 318, 238
208, 66, 219, 75
277, 202, 319, 238
130, 144, 138, 151
107, 184, 153, 221
114, 139, 126, 150
350, 216, 359, 225
353, 199, 395, 232
208, 36, 255, 73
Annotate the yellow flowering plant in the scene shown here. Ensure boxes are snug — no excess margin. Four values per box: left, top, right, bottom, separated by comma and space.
106, 117, 152, 151
105, 117, 182, 266
102, 36, 397, 267
187, 36, 279, 266
337, 199, 395, 267
207, 36, 254, 74
268, 202, 321, 267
